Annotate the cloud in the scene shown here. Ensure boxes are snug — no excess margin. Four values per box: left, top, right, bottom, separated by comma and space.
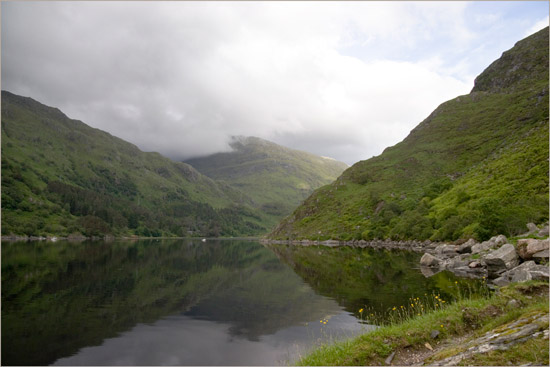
524, 16, 549, 37
1, 2, 543, 165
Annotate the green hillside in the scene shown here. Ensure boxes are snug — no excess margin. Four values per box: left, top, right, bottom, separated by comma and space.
1, 91, 267, 237
270, 27, 549, 242
185, 136, 348, 227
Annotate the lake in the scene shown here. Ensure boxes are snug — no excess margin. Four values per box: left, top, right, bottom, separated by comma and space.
2, 239, 483, 365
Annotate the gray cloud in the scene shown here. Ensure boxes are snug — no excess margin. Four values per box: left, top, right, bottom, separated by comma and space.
2, 2, 546, 165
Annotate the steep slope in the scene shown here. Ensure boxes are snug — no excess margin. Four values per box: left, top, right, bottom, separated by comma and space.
1, 91, 266, 237
270, 27, 549, 242
185, 136, 348, 226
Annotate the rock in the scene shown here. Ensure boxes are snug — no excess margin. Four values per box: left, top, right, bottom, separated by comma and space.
435, 244, 458, 258
430, 330, 440, 339
532, 249, 549, 262
526, 222, 539, 233
429, 312, 549, 366
529, 265, 549, 281
420, 253, 442, 267
511, 269, 532, 283
384, 350, 396, 365
517, 239, 549, 260
469, 261, 482, 268
445, 255, 470, 269
457, 239, 476, 254
492, 235, 508, 246
484, 244, 519, 276
492, 276, 511, 286
537, 225, 549, 237
502, 261, 548, 282
471, 240, 498, 254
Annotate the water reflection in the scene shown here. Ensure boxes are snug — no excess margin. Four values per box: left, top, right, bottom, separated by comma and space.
2, 239, 481, 366
2, 239, 362, 365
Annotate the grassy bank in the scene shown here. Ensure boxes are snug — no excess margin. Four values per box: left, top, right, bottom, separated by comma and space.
298, 281, 549, 366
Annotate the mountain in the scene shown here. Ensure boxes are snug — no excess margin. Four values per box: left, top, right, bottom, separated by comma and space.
1, 91, 268, 237
185, 136, 348, 227
270, 27, 549, 242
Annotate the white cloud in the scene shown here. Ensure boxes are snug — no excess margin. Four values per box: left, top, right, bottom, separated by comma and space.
1, 1, 542, 165
524, 16, 549, 37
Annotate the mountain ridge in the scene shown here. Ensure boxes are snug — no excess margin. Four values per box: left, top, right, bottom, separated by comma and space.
269, 27, 549, 242
185, 135, 348, 227
1, 90, 266, 237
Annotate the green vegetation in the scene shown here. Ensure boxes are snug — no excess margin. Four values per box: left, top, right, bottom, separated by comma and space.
186, 136, 348, 228
1, 91, 275, 237
298, 281, 549, 366
271, 27, 549, 242
269, 244, 484, 317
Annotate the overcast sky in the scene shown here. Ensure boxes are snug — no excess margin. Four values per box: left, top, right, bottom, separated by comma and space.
2, 1, 548, 165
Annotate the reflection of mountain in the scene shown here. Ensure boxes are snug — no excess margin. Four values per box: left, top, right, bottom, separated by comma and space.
269, 245, 474, 315
185, 259, 339, 341
1, 239, 338, 365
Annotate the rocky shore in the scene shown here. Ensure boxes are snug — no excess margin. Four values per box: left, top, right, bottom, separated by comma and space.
262, 223, 549, 287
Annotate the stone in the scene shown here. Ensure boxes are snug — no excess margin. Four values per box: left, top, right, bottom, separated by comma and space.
435, 244, 458, 258
517, 239, 549, 260
492, 276, 511, 286
527, 222, 539, 233
420, 253, 442, 267
469, 261, 482, 268
537, 225, 549, 237
457, 239, 476, 254
492, 234, 508, 246
430, 330, 440, 339
529, 265, 549, 281
532, 249, 549, 262
505, 261, 549, 282
510, 269, 532, 283
446, 256, 470, 269
484, 244, 519, 276
471, 240, 497, 254
384, 350, 396, 365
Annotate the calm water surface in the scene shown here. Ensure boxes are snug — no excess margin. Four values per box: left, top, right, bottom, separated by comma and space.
2, 239, 481, 365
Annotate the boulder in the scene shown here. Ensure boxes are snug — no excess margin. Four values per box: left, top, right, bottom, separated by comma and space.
484, 244, 519, 276
420, 253, 442, 268
457, 239, 476, 254
516, 239, 549, 260
445, 255, 470, 270
501, 261, 549, 282
538, 225, 549, 237
435, 244, 458, 258
526, 223, 539, 233
529, 265, 549, 281
532, 249, 549, 262
492, 235, 508, 246
471, 235, 508, 254
511, 269, 532, 283
492, 276, 511, 287
468, 261, 482, 268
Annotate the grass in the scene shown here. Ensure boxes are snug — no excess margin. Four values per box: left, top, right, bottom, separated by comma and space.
270, 27, 549, 243
297, 281, 549, 366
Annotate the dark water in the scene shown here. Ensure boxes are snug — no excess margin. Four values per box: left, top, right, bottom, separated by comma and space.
2, 239, 482, 365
